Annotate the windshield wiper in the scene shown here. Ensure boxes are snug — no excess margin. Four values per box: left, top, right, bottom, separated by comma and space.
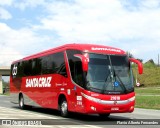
86, 81, 104, 93
102, 72, 112, 94
88, 86, 104, 93
108, 55, 128, 93
112, 68, 128, 93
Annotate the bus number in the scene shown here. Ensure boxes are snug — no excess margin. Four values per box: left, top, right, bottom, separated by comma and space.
110, 96, 120, 100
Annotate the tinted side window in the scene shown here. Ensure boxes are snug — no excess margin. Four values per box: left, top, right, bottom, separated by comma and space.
32, 58, 42, 75
41, 55, 52, 74
11, 51, 67, 77
41, 52, 67, 76
66, 50, 84, 86
17, 62, 25, 77
24, 60, 32, 76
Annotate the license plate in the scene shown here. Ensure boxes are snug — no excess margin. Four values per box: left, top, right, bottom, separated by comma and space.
111, 107, 119, 111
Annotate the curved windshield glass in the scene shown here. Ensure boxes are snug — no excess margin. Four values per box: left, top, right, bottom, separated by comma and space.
86, 53, 133, 94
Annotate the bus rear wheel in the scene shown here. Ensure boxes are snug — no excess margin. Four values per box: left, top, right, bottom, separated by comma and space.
19, 94, 25, 109
60, 98, 68, 117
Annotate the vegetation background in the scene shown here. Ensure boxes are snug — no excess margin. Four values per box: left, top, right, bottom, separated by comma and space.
133, 59, 160, 87
132, 58, 160, 110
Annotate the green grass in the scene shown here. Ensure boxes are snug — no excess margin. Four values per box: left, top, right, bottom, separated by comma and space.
133, 62, 160, 109
0, 92, 10, 96
135, 87, 160, 95
135, 96, 160, 110
133, 63, 160, 87
135, 87, 160, 110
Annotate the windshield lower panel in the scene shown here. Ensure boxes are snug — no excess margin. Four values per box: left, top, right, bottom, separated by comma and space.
86, 53, 134, 94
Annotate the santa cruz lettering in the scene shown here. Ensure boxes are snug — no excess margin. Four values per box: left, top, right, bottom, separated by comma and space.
26, 77, 52, 88
91, 47, 121, 53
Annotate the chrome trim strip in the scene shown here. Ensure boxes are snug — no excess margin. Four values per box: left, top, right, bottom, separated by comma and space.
81, 92, 135, 105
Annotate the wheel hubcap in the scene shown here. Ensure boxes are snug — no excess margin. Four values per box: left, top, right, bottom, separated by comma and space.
61, 101, 67, 114
20, 97, 23, 107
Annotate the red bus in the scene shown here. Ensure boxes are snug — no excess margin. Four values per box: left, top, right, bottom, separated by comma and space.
10, 44, 143, 117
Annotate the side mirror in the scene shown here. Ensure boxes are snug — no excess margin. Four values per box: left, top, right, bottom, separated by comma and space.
129, 58, 143, 74
74, 54, 88, 72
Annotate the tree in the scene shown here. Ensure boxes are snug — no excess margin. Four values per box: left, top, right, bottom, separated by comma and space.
126, 51, 134, 58
136, 59, 143, 63
2, 79, 9, 94
126, 51, 143, 63
2, 79, 9, 88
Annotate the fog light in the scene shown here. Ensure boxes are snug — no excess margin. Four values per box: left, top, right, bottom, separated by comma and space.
129, 106, 134, 112
90, 106, 96, 111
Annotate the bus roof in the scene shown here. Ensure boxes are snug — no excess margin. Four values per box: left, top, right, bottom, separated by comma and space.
12, 43, 126, 63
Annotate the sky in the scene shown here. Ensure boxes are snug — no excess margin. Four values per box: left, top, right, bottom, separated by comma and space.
0, 0, 160, 67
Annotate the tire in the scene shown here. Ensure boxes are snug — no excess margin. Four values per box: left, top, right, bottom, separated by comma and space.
60, 98, 68, 117
99, 113, 110, 118
19, 95, 25, 109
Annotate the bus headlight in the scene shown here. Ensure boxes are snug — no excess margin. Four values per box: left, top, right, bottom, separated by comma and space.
81, 93, 101, 103
128, 96, 135, 102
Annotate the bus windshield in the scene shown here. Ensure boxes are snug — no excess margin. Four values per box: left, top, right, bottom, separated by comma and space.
86, 53, 134, 94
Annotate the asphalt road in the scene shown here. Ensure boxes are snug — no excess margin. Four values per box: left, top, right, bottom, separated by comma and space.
0, 95, 160, 128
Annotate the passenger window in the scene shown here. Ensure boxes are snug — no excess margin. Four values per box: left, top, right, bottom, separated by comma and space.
66, 50, 84, 86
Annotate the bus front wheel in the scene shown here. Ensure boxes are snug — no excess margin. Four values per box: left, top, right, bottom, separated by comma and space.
60, 98, 68, 117
99, 113, 110, 118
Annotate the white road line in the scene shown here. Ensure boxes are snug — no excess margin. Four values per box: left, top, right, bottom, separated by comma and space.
0, 112, 48, 117
0, 106, 102, 128
57, 125, 101, 128
0, 106, 62, 119
2, 100, 10, 103
1, 125, 53, 128
0, 113, 50, 118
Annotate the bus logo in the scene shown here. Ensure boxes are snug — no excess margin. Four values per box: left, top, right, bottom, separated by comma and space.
12, 65, 17, 76
26, 77, 52, 88
114, 101, 117, 105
